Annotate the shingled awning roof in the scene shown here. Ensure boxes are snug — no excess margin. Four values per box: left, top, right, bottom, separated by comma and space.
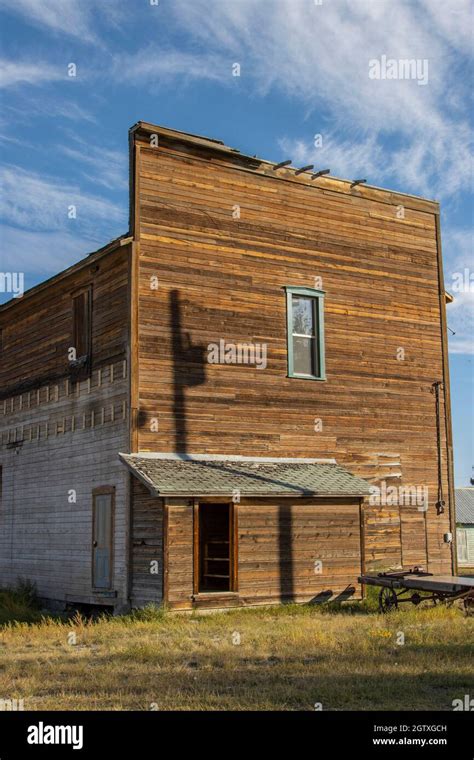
119, 453, 371, 498
456, 488, 474, 524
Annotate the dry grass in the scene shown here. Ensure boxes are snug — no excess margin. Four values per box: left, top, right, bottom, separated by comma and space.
0, 591, 473, 711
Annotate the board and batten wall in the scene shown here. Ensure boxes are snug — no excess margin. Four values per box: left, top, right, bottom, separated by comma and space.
0, 244, 131, 609
130, 127, 454, 577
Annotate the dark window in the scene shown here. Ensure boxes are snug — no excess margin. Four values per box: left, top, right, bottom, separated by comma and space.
286, 287, 325, 379
198, 503, 234, 593
72, 288, 91, 361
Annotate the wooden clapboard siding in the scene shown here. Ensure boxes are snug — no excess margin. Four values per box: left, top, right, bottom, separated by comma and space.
0, 241, 131, 395
165, 499, 194, 608
0, 242, 132, 609
0, 416, 129, 606
157, 497, 362, 610
0, 121, 455, 612
131, 129, 453, 576
130, 479, 163, 607
364, 507, 403, 570
237, 498, 362, 605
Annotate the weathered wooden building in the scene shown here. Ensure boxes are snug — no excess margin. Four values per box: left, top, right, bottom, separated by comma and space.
456, 488, 474, 568
0, 122, 456, 612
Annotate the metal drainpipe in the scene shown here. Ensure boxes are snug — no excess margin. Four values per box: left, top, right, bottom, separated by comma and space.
431, 380, 445, 516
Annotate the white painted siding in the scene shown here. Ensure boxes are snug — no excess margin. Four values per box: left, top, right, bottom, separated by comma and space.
457, 525, 474, 567
0, 363, 130, 610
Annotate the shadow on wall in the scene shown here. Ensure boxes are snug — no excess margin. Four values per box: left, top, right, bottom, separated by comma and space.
140, 288, 351, 605
170, 289, 207, 453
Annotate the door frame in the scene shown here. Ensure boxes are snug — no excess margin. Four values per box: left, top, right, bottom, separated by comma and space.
92, 486, 115, 590
193, 499, 238, 594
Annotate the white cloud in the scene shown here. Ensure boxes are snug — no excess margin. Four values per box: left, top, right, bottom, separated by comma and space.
112, 48, 230, 87
3, 98, 97, 126
163, 0, 473, 200
0, 224, 100, 280
278, 134, 385, 183
443, 227, 474, 274
0, 165, 126, 241
0, 0, 124, 44
58, 135, 127, 191
447, 289, 474, 355
420, 0, 473, 55
444, 227, 474, 355
0, 59, 63, 88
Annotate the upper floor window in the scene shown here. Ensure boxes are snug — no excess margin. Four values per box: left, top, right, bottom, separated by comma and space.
71, 287, 92, 374
285, 286, 325, 380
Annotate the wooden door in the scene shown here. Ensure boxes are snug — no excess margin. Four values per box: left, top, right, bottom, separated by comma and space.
198, 503, 231, 592
92, 488, 114, 589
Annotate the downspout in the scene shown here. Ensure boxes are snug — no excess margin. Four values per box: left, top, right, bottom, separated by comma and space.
431, 380, 445, 516
434, 214, 457, 574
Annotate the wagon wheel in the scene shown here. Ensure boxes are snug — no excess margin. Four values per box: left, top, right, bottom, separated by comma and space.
463, 596, 474, 615
379, 587, 398, 613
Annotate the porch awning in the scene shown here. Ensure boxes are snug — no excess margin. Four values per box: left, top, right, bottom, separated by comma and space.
119, 453, 371, 498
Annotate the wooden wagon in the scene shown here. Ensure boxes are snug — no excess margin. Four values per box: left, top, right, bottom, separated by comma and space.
358, 568, 474, 613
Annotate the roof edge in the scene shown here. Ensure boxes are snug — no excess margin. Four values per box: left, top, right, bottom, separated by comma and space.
120, 452, 338, 464
118, 452, 371, 499
0, 234, 132, 313
131, 121, 440, 209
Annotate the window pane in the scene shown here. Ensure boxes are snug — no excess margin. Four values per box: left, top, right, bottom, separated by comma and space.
293, 336, 315, 375
292, 296, 314, 336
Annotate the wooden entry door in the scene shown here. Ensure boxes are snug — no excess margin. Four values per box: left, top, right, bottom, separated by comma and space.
92, 488, 114, 589
196, 503, 234, 593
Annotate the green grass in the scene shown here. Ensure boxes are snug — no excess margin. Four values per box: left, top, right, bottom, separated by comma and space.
0, 580, 46, 625
0, 587, 472, 711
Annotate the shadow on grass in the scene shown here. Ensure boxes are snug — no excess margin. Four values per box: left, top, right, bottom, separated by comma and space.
6, 644, 473, 711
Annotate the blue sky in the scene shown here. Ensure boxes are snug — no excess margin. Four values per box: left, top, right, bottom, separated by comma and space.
0, 0, 472, 484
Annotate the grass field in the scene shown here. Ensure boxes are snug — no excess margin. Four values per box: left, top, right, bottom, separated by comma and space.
0, 587, 473, 711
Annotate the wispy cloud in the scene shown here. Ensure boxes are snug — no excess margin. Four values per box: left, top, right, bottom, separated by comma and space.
58, 135, 127, 190
0, 224, 100, 280
162, 0, 473, 200
0, 0, 124, 44
0, 165, 126, 241
112, 48, 230, 88
2, 97, 97, 127
447, 291, 474, 355
444, 227, 474, 355
0, 59, 63, 88
278, 134, 385, 184
443, 227, 474, 273
0, 165, 127, 299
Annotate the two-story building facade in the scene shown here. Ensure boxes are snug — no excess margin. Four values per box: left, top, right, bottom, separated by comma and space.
0, 122, 456, 612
